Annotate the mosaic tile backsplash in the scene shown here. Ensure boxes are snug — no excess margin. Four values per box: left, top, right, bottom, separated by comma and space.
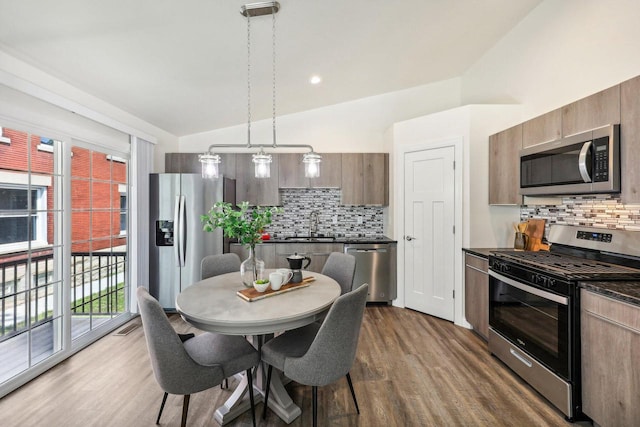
262, 188, 384, 238
520, 195, 640, 239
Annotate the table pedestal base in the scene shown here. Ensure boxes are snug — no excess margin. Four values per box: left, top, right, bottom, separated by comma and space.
214, 337, 301, 425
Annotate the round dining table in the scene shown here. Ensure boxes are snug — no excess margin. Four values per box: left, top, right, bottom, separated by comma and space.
176, 270, 341, 425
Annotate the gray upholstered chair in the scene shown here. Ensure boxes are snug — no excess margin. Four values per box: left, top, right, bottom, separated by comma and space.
321, 252, 356, 294
261, 283, 369, 426
136, 287, 258, 427
200, 253, 242, 280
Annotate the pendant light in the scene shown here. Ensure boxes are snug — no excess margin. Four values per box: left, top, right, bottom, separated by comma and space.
199, 1, 321, 179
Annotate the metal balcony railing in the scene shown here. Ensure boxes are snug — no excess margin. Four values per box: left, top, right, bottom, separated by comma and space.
0, 251, 127, 341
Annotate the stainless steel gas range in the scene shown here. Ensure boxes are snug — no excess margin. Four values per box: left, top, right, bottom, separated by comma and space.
488, 224, 640, 421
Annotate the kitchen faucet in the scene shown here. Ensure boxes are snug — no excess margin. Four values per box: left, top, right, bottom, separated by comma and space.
309, 211, 319, 237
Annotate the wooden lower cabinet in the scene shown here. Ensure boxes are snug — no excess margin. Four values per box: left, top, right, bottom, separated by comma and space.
464, 253, 489, 340
581, 289, 640, 426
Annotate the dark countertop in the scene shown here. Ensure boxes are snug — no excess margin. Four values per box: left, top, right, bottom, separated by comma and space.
462, 248, 512, 259
236, 236, 398, 244
580, 281, 640, 307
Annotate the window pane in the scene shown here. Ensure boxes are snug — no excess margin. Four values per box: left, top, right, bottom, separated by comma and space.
31, 135, 55, 175
0, 217, 35, 244
71, 179, 90, 210
0, 127, 27, 172
0, 331, 28, 383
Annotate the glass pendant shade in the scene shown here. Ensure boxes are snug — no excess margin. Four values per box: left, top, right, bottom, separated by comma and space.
303, 151, 322, 178
253, 151, 272, 178
199, 153, 221, 179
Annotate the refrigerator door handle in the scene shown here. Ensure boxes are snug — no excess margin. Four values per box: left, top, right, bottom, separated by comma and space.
177, 195, 186, 267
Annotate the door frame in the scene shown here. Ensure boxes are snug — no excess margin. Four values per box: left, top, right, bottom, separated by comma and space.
393, 137, 465, 327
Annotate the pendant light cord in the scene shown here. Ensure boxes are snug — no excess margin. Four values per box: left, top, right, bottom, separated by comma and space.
272, 4, 277, 148
247, 12, 252, 148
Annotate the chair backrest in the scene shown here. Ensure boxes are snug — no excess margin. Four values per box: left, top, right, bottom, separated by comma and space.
136, 287, 221, 394
283, 283, 369, 386
321, 252, 356, 295
201, 253, 241, 280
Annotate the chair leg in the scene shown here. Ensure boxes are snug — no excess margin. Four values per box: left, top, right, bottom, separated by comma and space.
220, 377, 229, 390
262, 365, 273, 420
181, 395, 190, 427
247, 369, 256, 427
156, 392, 168, 424
346, 372, 360, 414
312, 386, 318, 427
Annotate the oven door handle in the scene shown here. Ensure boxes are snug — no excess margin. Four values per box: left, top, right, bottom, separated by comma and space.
489, 270, 569, 305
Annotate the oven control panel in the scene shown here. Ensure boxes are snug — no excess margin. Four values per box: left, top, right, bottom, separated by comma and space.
576, 230, 612, 243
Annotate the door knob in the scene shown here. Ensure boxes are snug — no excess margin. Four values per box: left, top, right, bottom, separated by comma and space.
405, 235, 416, 241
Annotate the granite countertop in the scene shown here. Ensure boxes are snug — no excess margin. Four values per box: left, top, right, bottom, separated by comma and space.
462, 248, 513, 259
580, 281, 640, 307
234, 236, 398, 244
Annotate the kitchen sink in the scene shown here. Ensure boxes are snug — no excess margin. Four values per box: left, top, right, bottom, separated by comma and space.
283, 236, 336, 242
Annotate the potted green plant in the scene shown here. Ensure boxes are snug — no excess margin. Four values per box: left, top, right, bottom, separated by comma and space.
201, 201, 281, 287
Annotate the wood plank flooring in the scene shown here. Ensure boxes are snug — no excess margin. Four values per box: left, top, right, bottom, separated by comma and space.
0, 306, 577, 427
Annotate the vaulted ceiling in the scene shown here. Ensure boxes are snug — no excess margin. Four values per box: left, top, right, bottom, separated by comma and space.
0, 0, 541, 136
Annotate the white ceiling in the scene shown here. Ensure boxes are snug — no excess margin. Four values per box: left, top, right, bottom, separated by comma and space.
0, 0, 541, 137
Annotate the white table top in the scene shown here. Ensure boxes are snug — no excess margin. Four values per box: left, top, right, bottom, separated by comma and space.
176, 270, 341, 335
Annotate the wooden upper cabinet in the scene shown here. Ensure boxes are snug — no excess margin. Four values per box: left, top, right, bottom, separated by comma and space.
165, 153, 236, 178
489, 124, 523, 205
278, 153, 307, 188
363, 153, 388, 205
309, 153, 341, 188
621, 75, 640, 203
235, 153, 280, 206
562, 85, 621, 136
522, 109, 562, 148
278, 153, 342, 189
341, 153, 364, 205
341, 153, 388, 205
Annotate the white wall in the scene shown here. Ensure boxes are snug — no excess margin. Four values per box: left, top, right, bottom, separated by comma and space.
0, 50, 179, 171
392, 105, 522, 249
179, 78, 462, 153
462, 0, 640, 120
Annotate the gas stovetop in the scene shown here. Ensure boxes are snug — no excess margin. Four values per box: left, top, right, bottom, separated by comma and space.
491, 250, 640, 281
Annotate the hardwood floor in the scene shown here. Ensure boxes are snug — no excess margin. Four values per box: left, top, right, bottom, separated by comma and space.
0, 306, 576, 427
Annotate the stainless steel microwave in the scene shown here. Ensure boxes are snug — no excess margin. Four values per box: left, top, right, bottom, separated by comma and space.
519, 124, 620, 196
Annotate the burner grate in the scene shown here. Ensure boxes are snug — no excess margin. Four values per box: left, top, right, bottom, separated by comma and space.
492, 251, 640, 279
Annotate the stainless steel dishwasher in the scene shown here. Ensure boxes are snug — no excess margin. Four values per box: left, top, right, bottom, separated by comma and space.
344, 243, 396, 303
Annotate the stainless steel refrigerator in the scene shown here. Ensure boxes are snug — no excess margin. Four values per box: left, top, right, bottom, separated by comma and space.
149, 173, 235, 309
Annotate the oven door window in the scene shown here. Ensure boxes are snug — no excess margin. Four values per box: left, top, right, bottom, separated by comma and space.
489, 276, 570, 380
521, 141, 591, 188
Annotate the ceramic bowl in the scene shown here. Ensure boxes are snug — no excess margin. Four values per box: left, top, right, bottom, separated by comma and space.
253, 281, 270, 292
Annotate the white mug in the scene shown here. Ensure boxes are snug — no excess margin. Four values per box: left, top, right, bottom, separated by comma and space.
269, 272, 285, 291
276, 268, 293, 285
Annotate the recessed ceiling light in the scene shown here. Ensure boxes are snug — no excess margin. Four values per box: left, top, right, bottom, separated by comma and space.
309, 75, 322, 85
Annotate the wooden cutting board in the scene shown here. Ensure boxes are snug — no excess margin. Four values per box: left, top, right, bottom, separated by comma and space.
525, 219, 547, 251
237, 276, 315, 302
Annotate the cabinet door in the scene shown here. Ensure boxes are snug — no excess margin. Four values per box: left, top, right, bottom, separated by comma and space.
464, 254, 489, 340
235, 153, 280, 206
489, 125, 522, 205
341, 153, 364, 205
581, 290, 640, 426
278, 153, 308, 188
621, 75, 640, 203
562, 85, 620, 137
309, 153, 342, 188
165, 152, 236, 178
363, 153, 389, 205
522, 109, 562, 148
274, 243, 343, 273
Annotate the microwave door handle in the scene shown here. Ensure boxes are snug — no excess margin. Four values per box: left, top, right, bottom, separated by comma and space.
578, 141, 592, 183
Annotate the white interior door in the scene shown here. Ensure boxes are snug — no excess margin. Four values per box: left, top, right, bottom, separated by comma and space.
404, 146, 455, 320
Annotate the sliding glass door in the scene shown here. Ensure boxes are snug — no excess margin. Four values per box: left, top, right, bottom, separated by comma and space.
0, 126, 129, 386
